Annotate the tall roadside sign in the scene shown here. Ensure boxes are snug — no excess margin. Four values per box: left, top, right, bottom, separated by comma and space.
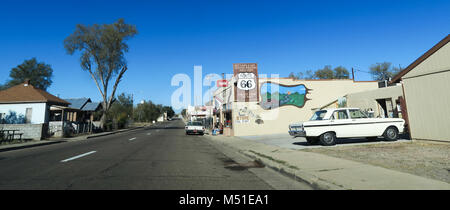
233, 63, 259, 102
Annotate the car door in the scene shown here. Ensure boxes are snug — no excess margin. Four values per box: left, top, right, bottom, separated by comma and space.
348, 109, 378, 137
330, 110, 353, 138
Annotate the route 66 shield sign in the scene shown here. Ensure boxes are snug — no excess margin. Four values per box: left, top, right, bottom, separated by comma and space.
238, 78, 256, 90
237, 72, 256, 90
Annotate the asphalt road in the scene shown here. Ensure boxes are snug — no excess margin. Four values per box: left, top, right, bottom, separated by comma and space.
0, 120, 312, 190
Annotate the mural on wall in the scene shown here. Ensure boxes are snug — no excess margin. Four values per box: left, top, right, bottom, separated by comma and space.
236, 106, 264, 124
259, 82, 311, 110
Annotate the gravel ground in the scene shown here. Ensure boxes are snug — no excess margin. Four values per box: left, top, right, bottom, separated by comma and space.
302, 141, 450, 183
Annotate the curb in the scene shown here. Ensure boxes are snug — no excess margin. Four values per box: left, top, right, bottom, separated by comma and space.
0, 127, 146, 152
241, 150, 345, 190
207, 135, 345, 190
0, 141, 65, 153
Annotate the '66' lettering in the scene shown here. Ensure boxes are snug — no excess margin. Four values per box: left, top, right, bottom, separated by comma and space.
238, 79, 255, 90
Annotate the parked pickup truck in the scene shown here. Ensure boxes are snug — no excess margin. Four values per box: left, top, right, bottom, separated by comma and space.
289, 108, 405, 146
185, 121, 205, 135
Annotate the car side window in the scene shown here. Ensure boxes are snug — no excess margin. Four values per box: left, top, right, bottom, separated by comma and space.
332, 110, 349, 120
349, 110, 368, 119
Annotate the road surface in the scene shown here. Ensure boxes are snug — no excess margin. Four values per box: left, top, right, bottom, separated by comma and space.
0, 120, 312, 190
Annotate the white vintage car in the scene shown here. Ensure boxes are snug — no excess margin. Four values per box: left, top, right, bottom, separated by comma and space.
288, 108, 405, 146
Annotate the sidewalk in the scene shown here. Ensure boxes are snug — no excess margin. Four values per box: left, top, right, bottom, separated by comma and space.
0, 126, 145, 152
0, 140, 64, 152
207, 134, 450, 190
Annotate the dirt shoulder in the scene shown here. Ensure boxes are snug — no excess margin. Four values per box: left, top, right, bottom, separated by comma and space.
302, 141, 450, 183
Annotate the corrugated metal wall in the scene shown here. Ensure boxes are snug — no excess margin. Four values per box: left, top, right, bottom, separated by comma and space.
403, 71, 450, 141
402, 41, 450, 142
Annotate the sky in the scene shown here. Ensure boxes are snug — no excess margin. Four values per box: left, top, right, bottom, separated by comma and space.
0, 0, 449, 112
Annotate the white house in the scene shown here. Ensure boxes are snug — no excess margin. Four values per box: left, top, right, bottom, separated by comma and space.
0, 80, 70, 124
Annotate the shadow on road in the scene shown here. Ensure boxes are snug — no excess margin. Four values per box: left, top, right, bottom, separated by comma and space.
293, 134, 411, 147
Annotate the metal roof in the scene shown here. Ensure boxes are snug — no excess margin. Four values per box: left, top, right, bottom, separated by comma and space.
64, 98, 91, 110
82, 102, 101, 111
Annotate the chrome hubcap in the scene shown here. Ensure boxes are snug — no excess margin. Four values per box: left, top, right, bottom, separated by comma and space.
387, 129, 396, 138
324, 133, 333, 143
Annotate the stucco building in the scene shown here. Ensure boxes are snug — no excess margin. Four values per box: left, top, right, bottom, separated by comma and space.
213, 63, 379, 136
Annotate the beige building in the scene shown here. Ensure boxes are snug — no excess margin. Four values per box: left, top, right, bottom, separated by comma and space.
345, 84, 404, 118
213, 75, 378, 136
391, 34, 450, 142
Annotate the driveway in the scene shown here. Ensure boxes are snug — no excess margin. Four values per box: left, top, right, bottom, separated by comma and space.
239, 133, 411, 149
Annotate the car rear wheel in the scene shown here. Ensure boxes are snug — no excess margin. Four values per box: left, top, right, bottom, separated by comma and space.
320, 132, 336, 146
306, 137, 320, 145
383, 127, 398, 141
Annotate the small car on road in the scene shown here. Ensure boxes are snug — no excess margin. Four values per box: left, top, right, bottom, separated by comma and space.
289, 108, 405, 146
185, 121, 205, 135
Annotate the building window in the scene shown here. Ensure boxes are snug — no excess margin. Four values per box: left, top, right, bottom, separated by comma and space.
26, 108, 32, 124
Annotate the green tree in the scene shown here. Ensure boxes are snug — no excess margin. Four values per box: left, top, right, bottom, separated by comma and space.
288, 66, 349, 80
64, 19, 138, 129
181, 109, 187, 118
288, 72, 304, 80
333, 66, 350, 79
305, 70, 315, 79
314, 65, 335, 79
133, 100, 162, 123
3, 58, 53, 90
369, 62, 398, 81
162, 106, 175, 118
107, 93, 133, 129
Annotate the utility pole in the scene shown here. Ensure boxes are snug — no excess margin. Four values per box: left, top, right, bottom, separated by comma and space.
352, 68, 355, 81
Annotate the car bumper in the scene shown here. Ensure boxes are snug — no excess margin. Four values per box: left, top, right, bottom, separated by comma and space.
186, 130, 204, 134
289, 130, 306, 137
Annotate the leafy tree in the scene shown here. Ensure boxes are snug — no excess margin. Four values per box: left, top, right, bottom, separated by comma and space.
3, 58, 53, 90
162, 106, 175, 118
314, 65, 335, 79
288, 72, 304, 80
107, 93, 133, 129
133, 101, 175, 122
333, 66, 350, 79
181, 109, 187, 118
64, 18, 138, 129
134, 100, 160, 122
369, 62, 400, 81
289, 66, 350, 80
305, 70, 315, 79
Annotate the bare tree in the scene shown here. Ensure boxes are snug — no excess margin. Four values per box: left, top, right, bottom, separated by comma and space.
64, 19, 138, 128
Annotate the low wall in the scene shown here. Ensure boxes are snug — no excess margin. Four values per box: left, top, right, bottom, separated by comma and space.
49, 121, 63, 137
0, 124, 44, 140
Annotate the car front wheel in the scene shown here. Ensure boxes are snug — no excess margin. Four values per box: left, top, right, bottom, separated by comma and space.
383, 127, 398, 141
320, 132, 336, 146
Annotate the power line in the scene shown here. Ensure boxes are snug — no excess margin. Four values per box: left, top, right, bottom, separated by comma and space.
353, 68, 372, 74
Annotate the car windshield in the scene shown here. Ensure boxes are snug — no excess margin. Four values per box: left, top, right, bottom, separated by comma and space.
187, 122, 202, 126
310, 110, 328, 121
